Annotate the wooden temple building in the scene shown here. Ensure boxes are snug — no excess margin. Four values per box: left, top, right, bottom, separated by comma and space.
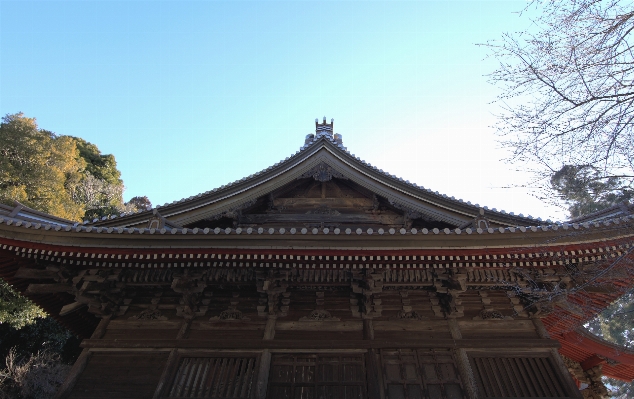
1, 118, 634, 399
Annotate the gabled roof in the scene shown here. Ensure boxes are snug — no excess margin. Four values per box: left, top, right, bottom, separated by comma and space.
571, 202, 634, 224
0, 202, 74, 227
86, 118, 541, 229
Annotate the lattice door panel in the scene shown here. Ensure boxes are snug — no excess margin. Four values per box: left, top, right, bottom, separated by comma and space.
381, 349, 464, 399
166, 356, 258, 398
469, 354, 571, 398
267, 353, 367, 399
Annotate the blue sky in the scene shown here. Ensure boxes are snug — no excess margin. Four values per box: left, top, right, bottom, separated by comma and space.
0, 1, 565, 221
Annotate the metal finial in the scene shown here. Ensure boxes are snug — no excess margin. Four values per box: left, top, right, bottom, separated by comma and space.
331, 118, 334, 123
323, 116, 326, 122
315, 118, 318, 123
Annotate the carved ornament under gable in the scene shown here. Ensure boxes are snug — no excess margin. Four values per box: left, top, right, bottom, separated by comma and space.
300, 162, 347, 182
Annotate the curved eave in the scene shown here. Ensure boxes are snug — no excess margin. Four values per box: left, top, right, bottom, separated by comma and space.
556, 329, 634, 382
0, 215, 632, 252
87, 137, 540, 228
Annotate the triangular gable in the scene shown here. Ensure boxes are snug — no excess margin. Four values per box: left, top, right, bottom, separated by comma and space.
90, 119, 539, 229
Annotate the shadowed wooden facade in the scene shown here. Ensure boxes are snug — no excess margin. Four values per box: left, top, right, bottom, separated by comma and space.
2, 119, 634, 399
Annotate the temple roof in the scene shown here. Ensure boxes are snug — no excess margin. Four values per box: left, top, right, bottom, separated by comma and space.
1, 119, 634, 381
81, 118, 542, 230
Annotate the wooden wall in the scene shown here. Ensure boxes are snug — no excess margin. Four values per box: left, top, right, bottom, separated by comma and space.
59, 316, 582, 399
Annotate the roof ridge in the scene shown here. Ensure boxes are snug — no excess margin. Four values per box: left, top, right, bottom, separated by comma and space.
81, 120, 546, 226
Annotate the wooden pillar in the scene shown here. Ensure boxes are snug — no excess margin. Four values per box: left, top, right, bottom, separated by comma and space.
55, 315, 111, 398
54, 348, 92, 399
176, 318, 192, 339
263, 315, 276, 340
152, 349, 179, 399
90, 314, 111, 339
363, 319, 374, 340
363, 319, 383, 399
255, 315, 276, 399
549, 348, 584, 399
256, 350, 272, 399
448, 319, 480, 399
532, 318, 550, 339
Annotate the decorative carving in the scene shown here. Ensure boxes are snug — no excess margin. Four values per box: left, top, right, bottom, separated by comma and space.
129, 308, 167, 321
300, 162, 346, 182
300, 310, 340, 322
305, 206, 340, 215
396, 310, 425, 320
388, 199, 423, 228
479, 309, 505, 320
473, 291, 511, 320
256, 271, 290, 317
209, 199, 257, 221
430, 270, 467, 318
210, 292, 249, 321
218, 309, 245, 320
350, 271, 383, 319
391, 291, 427, 320
299, 292, 340, 321
172, 273, 208, 319
67, 269, 130, 317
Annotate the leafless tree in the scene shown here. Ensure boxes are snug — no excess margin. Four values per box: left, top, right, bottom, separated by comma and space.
485, 0, 634, 205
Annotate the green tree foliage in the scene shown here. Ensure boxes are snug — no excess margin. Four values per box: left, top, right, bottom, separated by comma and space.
0, 281, 45, 330
127, 195, 152, 212
0, 112, 151, 397
550, 165, 633, 218
70, 137, 128, 221
0, 112, 148, 222
0, 113, 85, 221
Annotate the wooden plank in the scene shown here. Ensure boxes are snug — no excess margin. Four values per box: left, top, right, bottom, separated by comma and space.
14, 267, 57, 279
191, 321, 266, 330
458, 320, 536, 331
365, 349, 381, 399
54, 349, 92, 399
152, 348, 178, 399
60, 302, 86, 316
90, 316, 111, 340
373, 320, 449, 332
80, 338, 561, 350
26, 283, 72, 294
276, 320, 362, 331
66, 352, 169, 399
107, 320, 182, 330
263, 316, 276, 340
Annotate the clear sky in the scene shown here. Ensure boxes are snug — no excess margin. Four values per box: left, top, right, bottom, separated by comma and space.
0, 1, 566, 222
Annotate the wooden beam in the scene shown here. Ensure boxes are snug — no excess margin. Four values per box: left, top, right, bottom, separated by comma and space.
90, 315, 111, 340
263, 316, 276, 340
14, 267, 57, 279
59, 302, 86, 316
365, 349, 381, 399
53, 348, 92, 399
152, 348, 179, 399
255, 350, 272, 399
581, 355, 606, 371
25, 283, 72, 294
80, 338, 561, 350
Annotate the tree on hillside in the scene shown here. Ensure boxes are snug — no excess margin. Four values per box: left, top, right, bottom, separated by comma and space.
0, 113, 152, 398
0, 113, 150, 222
485, 0, 634, 212
0, 113, 85, 221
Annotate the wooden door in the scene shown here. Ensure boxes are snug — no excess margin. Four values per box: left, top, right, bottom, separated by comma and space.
267, 353, 367, 399
380, 349, 464, 399
165, 355, 259, 398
